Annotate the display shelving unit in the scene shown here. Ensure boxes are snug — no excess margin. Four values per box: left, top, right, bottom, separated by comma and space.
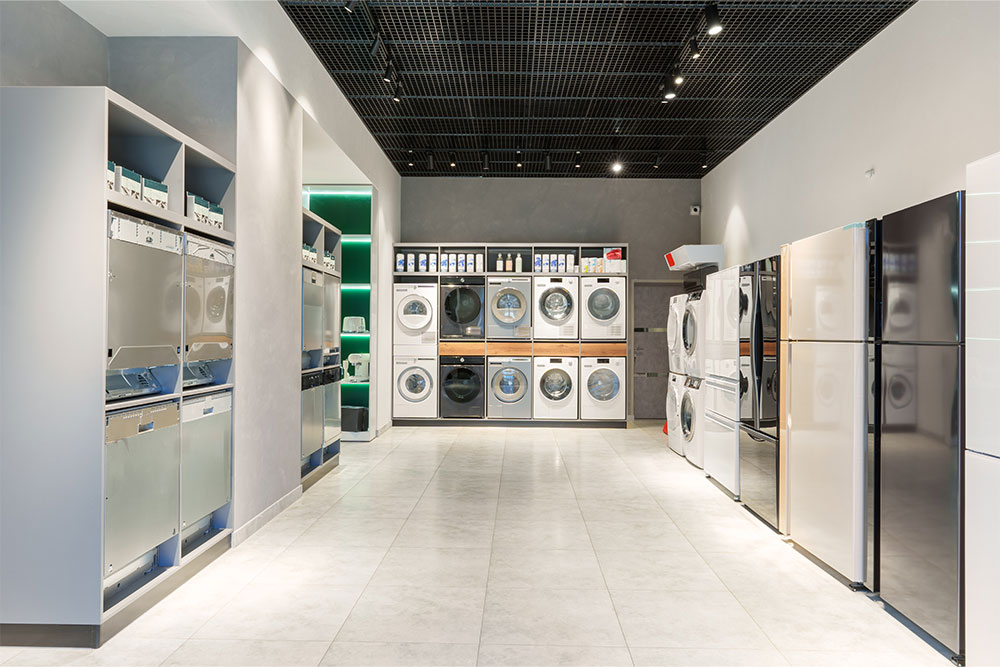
305, 186, 376, 442
1, 87, 236, 647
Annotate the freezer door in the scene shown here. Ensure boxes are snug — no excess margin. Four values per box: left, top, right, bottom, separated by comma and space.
787, 341, 867, 583
787, 225, 868, 342
704, 409, 739, 496
108, 237, 183, 370
740, 425, 778, 529
104, 402, 180, 575
181, 392, 232, 528
879, 343, 961, 654
302, 269, 324, 353
881, 192, 963, 344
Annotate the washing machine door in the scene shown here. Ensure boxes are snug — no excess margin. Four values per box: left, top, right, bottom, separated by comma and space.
398, 293, 433, 331
443, 366, 483, 404
587, 288, 620, 322
587, 367, 621, 402
491, 287, 527, 325
682, 305, 698, 357
539, 287, 574, 324
540, 368, 573, 401
398, 365, 433, 403
492, 366, 528, 403
444, 288, 482, 327
680, 391, 696, 443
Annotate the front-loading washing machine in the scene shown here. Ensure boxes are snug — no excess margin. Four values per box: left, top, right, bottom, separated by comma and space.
534, 276, 578, 339
668, 293, 687, 374
487, 357, 532, 419
581, 277, 626, 340
580, 357, 626, 420
439, 355, 485, 418
667, 372, 684, 455
487, 277, 531, 339
682, 290, 707, 379
533, 356, 578, 420
394, 356, 437, 418
394, 282, 437, 354
440, 277, 485, 339
680, 376, 705, 468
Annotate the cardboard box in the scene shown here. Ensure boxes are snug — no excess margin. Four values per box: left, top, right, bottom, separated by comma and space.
208, 204, 224, 230
107, 161, 116, 190
186, 192, 211, 224
118, 166, 142, 200
142, 178, 169, 209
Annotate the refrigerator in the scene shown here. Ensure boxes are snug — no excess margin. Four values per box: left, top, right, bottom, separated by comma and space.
703, 266, 740, 496
878, 192, 963, 658
738, 256, 781, 528
786, 224, 869, 586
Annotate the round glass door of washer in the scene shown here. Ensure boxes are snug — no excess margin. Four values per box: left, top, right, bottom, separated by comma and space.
398, 367, 433, 402
444, 288, 482, 325
398, 295, 433, 331
587, 288, 620, 321
587, 368, 621, 402
682, 306, 698, 355
539, 287, 573, 323
492, 367, 528, 403
491, 288, 527, 325
443, 367, 483, 403
681, 392, 696, 442
540, 368, 573, 402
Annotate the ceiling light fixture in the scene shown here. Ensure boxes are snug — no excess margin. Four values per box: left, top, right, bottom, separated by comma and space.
704, 3, 724, 35
654, 156, 661, 169
427, 153, 434, 170
516, 159, 523, 168
407, 160, 414, 166
344, 0, 357, 13
611, 161, 623, 174
672, 67, 684, 85
449, 153, 457, 168
545, 153, 552, 171
689, 37, 701, 59
482, 152, 489, 171
391, 82, 402, 102
370, 33, 383, 58
382, 60, 394, 83
663, 79, 678, 100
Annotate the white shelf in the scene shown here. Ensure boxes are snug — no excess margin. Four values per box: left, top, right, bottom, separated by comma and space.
108, 190, 236, 245
105, 392, 181, 412
182, 383, 234, 398
303, 207, 342, 236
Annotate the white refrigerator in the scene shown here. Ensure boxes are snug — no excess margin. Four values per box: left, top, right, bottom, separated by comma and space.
703, 266, 740, 496
786, 223, 869, 585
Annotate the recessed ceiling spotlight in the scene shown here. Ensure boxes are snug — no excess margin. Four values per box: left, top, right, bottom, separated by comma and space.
689, 37, 701, 59
382, 60, 394, 83
344, 0, 357, 13
449, 153, 457, 167
611, 161, 623, 174
704, 3, 724, 35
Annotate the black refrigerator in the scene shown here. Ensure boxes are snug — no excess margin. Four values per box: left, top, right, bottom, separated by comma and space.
879, 191, 964, 659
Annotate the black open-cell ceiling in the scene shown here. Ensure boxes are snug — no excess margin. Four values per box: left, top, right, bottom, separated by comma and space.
281, 0, 914, 178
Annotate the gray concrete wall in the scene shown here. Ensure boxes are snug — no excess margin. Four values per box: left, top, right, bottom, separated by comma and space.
401, 177, 701, 281
0, 0, 108, 87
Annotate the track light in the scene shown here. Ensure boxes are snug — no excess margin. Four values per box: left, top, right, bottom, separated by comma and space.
482, 152, 489, 171
449, 153, 457, 168
689, 37, 701, 59
545, 153, 552, 171
611, 161, 623, 174
370, 33, 382, 58
391, 82, 402, 102
427, 153, 434, 170
704, 3, 723, 35
407, 159, 414, 167
344, 0, 357, 12
663, 79, 678, 100
672, 67, 684, 85
382, 60, 394, 83
516, 158, 523, 168
654, 156, 661, 169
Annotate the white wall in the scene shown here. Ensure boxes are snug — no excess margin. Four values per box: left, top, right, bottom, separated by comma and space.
701, 0, 1000, 266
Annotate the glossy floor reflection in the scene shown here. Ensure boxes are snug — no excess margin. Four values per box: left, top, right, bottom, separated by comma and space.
2, 423, 948, 666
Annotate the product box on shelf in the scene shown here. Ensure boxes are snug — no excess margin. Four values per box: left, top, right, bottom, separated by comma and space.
107, 161, 116, 190
302, 243, 318, 263
117, 166, 142, 200
208, 204, 224, 230
323, 251, 336, 271
141, 178, 169, 209
187, 192, 211, 224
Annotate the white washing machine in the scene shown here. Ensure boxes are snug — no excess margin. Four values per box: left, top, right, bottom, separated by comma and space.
667, 372, 685, 456
487, 277, 532, 339
487, 357, 532, 419
534, 276, 578, 339
680, 376, 705, 468
581, 276, 626, 340
393, 356, 437, 418
393, 283, 437, 354
580, 357, 626, 420
533, 356, 578, 420
667, 293, 687, 375
682, 290, 707, 379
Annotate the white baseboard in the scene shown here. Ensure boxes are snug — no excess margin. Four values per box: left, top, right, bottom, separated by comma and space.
230, 486, 302, 547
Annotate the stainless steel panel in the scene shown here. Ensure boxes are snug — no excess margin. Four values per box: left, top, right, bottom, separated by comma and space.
740, 425, 777, 528
866, 342, 879, 592
107, 231, 183, 371
301, 379, 324, 458
302, 269, 324, 353
879, 343, 961, 654
758, 355, 779, 437
181, 392, 232, 527
881, 192, 963, 344
185, 238, 234, 363
104, 402, 180, 575
324, 380, 341, 445
324, 276, 341, 353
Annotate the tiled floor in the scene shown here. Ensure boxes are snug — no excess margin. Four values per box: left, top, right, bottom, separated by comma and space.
2, 424, 949, 666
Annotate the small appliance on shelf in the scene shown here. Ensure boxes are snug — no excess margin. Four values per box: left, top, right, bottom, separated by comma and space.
344, 353, 370, 383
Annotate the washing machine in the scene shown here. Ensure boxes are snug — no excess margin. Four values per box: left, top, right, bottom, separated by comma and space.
487, 357, 532, 419
394, 356, 437, 418
534, 276, 578, 339
668, 293, 687, 374
394, 283, 437, 354
185, 235, 234, 363
667, 372, 684, 455
487, 277, 532, 339
439, 355, 485, 418
581, 277, 626, 340
440, 277, 485, 339
881, 344, 917, 428
581, 357, 626, 420
533, 356, 578, 420
682, 291, 707, 379
680, 376, 705, 468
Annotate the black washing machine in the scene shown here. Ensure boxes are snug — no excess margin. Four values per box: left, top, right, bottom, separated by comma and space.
439, 355, 485, 418
440, 277, 485, 339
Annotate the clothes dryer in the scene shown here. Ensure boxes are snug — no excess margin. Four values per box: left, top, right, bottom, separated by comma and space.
667, 293, 687, 374
440, 277, 485, 339
667, 372, 685, 456
394, 356, 437, 418
682, 291, 707, 378
580, 357, 626, 420
533, 356, 578, 420
533, 276, 578, 339
487, 357, 532, 419
581, 277, 626, 340
487, 277, 532, 339
394, 283, 437, 354
439, 355, 485, 418
679, 376, 705, 468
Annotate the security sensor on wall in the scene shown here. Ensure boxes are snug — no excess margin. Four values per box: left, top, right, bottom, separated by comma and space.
690, 205, 701, 216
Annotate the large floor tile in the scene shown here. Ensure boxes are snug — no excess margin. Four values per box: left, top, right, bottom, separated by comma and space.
252, 545, 387, 587
489, 548, 606, 589
597, 549, 727, 591
477, 644, 632, 666
629, 647, 789, 666
320, 642, 478, 666
481, 588, 625, 647
294, 516, 406, 547
161, 639, 330, 666
577, 497, 670, 522
336, 586, 486, 644
586, 520, 693, 552
368, 547, 491, 587
492, 519, 591, 550
495, 497, 583, 522
393, 517, 496, 548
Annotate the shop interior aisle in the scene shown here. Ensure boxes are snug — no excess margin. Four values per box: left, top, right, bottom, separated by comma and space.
0, 424, 948, 667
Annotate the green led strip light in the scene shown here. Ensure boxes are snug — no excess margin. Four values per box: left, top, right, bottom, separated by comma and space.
342, 284, 372, 291
342, 235, 372, 243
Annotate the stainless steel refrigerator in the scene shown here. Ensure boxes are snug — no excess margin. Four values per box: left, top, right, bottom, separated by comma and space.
878, 192, 964, 658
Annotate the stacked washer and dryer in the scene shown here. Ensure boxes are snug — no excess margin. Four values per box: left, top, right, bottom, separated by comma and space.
668, 290, 709, 468
393, 281, 439, 419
